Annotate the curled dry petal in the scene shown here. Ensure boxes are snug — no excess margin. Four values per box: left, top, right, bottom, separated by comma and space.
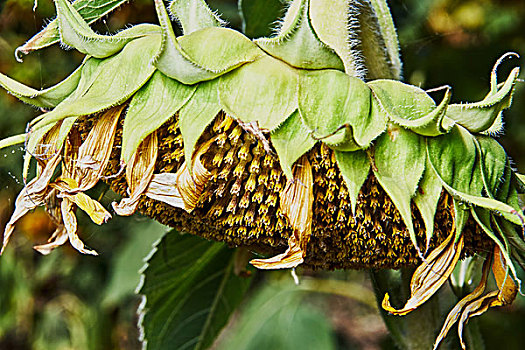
250, 156, 313, 269
175, 139, 213, 212
33, 225, 68, 255
143, 139, 214, 211
145, 173, 185, 208
382, 232, 465, 315
433, 256, 492, 350
60, 197, 98, 255
68, 105, 123, 191
434, 246, 518, 350
1, 123, 64, 254
113, 132, 158, 216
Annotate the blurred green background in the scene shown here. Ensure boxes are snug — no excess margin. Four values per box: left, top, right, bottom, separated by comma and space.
0, 0, 524, 349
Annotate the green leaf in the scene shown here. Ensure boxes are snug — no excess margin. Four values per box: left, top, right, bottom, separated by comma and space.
309, 0, 362, 76
299, 70, 383, 149
30, 35, 161, 132
122, 71, 196, 164
16, 0, 130, 59
0, 62, 83, 108
255, 0, 344, 70
169, 0, 224, 35
138, 231, 252, 350
271, 110, 316, 180
446, 64, 520, 134
372, 126, 426, 252
239, 0, 284, 38
334, 150, 370, 215
427, 126, 524, 225
368, 80, 453, 136
103, 220, 168, 306
219, 55, 298, 131
216, 283, 336, 350
413, 163, 442, 248
55, 0, 160, 58
179, 80, 222, 167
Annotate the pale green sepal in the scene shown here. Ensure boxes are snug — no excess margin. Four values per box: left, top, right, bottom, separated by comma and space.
255, 0, 344, 70
335, 150, 370, 216
29, 35, 161, 131
271, 110, 316, 180
154, 0, 217, 84
493, 218, 523, 291
122, 71, 196, 164
309, 0, 361, 76
15, 0, 130, 60
446, 66, 519, 134
367, 0, 403, 79
156, 1, 263, 83
413, 163, 442, 249
318, 126, 361, 152
472, 208, 520, 286
0, 134, 26, 150
368, 80, 453, 136
177, 28, 264, 74
179, 80, 221, 168
219, 56, 298, 131
372, 126, 426, 254
0, 63, 82, 108
475, 136, 507, 198
453, 199, 469, 243
169, 0, 224, 35
298, 70, 383, 148
55, 0, 160, 58
426, 125, 523, 225
515, 173, 525, 194
426, 125, 483, 197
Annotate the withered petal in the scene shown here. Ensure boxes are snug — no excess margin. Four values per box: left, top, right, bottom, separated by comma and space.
382, 232, 464, 316
145, 173, 185, 209
1, 144, 63, 254
249, 156, 313, 269
113, 131, 158, 216
33, 225, 69, 255
61, 198, 98, 256
433, 256, 492, 350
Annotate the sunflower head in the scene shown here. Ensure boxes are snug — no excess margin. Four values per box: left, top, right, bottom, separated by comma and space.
0, 0, 524, 347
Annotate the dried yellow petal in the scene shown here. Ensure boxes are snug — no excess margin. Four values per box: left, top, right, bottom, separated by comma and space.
250, 156, 313, 269
382, 232, 464, 315
113, 131, 158, 216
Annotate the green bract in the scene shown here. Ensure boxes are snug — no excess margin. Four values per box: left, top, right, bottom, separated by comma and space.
0, 1, 524, 347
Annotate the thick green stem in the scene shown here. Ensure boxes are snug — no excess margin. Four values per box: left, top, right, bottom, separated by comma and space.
370, 268, 446, 350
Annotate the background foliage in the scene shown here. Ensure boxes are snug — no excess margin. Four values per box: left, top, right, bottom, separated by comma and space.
0, 0, 524, 349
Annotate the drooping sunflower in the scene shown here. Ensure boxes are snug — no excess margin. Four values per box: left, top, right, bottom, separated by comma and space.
0, 0, 524, 348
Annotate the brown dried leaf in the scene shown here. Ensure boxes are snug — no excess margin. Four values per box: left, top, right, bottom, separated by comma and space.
113, 132, 158, 216
382, 233, 464, 315
250, 156, 313, 269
